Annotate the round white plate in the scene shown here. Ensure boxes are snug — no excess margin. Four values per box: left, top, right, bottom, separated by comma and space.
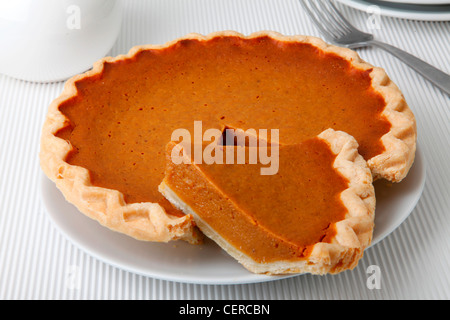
335, 0, 450, 21
41, 147, 426, 285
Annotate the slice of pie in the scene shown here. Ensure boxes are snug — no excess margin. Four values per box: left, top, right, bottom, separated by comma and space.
40, 31, 416, 247
159, 129, 375, 275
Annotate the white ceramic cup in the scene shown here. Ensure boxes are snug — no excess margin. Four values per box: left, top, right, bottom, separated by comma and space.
0, 0, 122, 82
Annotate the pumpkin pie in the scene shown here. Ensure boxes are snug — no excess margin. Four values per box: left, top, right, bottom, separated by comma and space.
159, 129, 375, 274
39, 31, 416, 254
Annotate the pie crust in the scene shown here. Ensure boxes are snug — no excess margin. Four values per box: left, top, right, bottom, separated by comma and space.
159, 129, 375, 275
39, 31, 416, 245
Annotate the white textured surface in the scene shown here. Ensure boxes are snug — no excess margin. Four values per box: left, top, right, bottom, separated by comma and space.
0, 0, 449, 299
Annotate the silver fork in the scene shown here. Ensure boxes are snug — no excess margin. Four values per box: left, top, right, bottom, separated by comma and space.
300, 0, 450, 96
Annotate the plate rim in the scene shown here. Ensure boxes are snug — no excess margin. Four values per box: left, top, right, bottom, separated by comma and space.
377, 0, 450, 5
370, 146, 426, 247
335, 0, 450, 21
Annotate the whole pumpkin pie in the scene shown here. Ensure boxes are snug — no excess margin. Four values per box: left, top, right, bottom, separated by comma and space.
39, 32, 416, 264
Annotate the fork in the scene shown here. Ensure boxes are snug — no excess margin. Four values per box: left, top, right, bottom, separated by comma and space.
300, 0, 450, 96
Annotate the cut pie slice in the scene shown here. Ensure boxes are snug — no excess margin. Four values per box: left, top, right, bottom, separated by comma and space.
159, 129, 375, 275
40, 31, 415, 245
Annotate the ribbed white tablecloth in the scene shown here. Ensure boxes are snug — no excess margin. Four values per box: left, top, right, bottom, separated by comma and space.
1, 0, 449, 300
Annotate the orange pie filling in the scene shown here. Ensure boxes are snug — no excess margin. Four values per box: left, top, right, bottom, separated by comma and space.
161, 137, 349, 262
55, 35, 390, 223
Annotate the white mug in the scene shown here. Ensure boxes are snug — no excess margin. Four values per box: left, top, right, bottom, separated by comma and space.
0, 0, 122, 82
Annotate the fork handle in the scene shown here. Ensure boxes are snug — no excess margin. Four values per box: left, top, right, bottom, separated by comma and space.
369, 40, 450, 96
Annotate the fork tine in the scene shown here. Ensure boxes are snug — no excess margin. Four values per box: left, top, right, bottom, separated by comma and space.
299, 0, 373, 46
316, 1, 352, 35
327, 1, 360, 33
299, 1, 335, 41
309, 1, 351, 38
300, 0, 342, 40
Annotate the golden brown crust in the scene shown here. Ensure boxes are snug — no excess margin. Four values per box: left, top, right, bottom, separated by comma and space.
303, 33, 417, 182
159, 129, 375, 275
39, 30, 414, 246
39, 75, 202, 244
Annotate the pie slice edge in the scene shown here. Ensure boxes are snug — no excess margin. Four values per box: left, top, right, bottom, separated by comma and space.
159, 129, 376, 275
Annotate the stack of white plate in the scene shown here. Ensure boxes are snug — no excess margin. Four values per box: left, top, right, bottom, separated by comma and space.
335, 0, 450, 20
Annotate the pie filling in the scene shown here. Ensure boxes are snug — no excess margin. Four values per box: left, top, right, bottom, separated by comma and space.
55, 35, 390, 217
162, 137, 349, 262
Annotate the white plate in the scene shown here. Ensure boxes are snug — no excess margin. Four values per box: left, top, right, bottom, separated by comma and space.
335, 0, 450, 20
40, 147, 426, 285
377, 0, 450, 5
